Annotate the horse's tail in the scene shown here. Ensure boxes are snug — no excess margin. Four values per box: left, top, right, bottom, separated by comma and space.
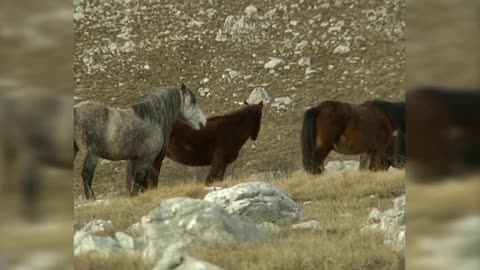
302, 107, 320, 174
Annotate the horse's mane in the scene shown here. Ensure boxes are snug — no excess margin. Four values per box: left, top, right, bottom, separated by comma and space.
366, 99, 405, 133
131, 86, 183, 124
412, 85, 480, 129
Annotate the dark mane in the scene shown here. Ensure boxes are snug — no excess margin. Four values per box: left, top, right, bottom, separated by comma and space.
365, 99, 405, 133
412, 85, 480, 129
209, 104, 263, 139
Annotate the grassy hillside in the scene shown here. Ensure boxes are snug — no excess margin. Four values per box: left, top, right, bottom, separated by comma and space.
73, 0, 404, 197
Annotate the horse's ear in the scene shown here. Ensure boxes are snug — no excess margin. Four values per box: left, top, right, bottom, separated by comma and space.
258, 101, 264, 109
244, 100, 249, 105
180, 82, 186, 90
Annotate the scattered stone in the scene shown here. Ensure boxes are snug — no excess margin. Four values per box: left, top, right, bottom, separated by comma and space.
333, 44, 351, 54
246, 87, 271, 104
153, 245, 224, 270
305, 67, 316, 75
292, 220, 322, 230
298, 57, 311, 67
142, 197, 268, 262
295, 40, 308, 52
198, 87, 211, 97
264, 57, 286, 69
325, 160, 359, 171
244, 5, 258, 18
204, 182, 303, 226
362, 195, 405, 255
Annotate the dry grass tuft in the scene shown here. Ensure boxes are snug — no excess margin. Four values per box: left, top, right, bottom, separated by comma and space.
74, 170, 405, 270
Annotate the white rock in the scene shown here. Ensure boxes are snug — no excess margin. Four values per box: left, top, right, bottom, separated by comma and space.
142, 197, 268, 262
73, 12, 84, 21
362, 195, 405, 255
292, 220, 322, 230
333, 44, 351, 54
127, 222, 143, 234
264, 57, 286, 69
295, 40, 308, 52
246, 87, 271, 104
229, 70, 240, 79
204, 182, 303, 225
153, 245, 224, 270
244, 5, 258, 18
273, 96, 293, 106
81, 219, 114, 234
298, 57, 311, 67
74, 231, 120, 256
198, 87, 210, 97
413, 215, 480, 270
325, 160, 359, 171
115, 232, 136, 250
200, 78, 210, 84
305, 67, 316, 75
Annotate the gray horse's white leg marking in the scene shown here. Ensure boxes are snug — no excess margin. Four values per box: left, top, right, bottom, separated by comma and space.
82, 153, 98, 200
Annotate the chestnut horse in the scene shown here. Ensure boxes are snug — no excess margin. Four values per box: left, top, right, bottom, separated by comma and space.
407, 85, 480, 180
302, 99, 405, 174
359, 130, 405, 170
143, 101, 264, 188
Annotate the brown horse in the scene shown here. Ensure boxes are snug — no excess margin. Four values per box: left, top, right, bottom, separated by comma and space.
359, 130, 405, 170
141, 101, 264, 189
302, 99, 405, 174
407, 85, 480, 180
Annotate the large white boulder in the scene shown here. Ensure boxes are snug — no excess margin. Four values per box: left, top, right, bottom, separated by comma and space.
204, 182, 303, 226
141, 197, 268, 262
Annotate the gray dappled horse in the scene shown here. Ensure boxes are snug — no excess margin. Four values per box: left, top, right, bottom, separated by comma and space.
74, 83, 206, 199
0, 91, 73, 221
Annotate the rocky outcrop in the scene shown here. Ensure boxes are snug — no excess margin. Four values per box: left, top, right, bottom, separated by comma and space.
362, 195, 405, 255
141, 197, 268, 262
204, 182, 303, 226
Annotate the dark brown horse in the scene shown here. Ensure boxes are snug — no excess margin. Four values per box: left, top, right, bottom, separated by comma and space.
407, 85, 480, 180
141, 101, 264, 189
302, 99, 405, 174
360, 130, 405, 170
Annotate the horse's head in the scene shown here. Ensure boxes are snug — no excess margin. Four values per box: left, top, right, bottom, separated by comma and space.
244, 100, 264, 141
178, 83, 207, 130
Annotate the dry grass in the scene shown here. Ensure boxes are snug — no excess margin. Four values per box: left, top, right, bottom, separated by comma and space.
405, 177, 480, 270
74, 170, 405, 270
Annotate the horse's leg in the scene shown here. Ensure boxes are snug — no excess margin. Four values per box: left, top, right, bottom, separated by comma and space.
313, 145, 332, 174
147, 150, 166, 189
204, 161, 228, 186
81, 153, 98, 200
125, 160, 136, 195
359, 154, 369, 171
21, 159, 41, 222
130, 160, 151, 196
